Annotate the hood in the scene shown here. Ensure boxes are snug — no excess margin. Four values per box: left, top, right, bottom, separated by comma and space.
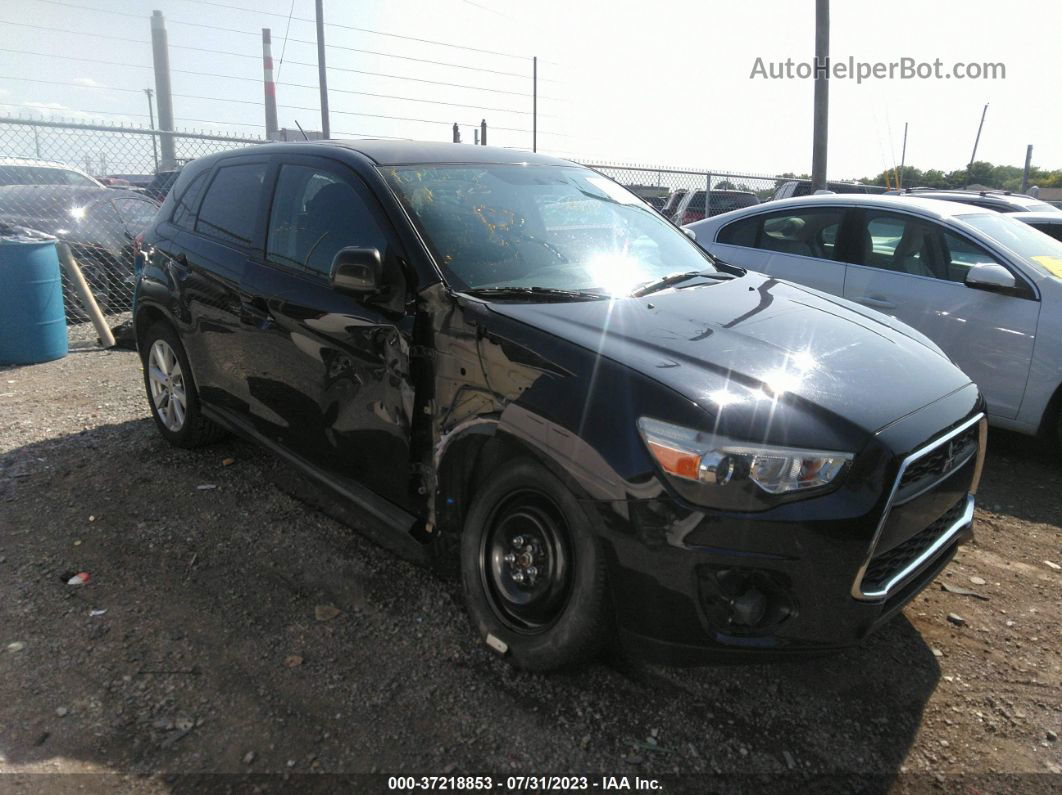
485, 273, 971, 436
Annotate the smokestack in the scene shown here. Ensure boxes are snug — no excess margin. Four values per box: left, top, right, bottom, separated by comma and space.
262, 28, 279, 141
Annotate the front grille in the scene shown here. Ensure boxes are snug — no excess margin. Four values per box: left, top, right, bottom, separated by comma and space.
861, 497, 968, 594
896, 425, 978, 502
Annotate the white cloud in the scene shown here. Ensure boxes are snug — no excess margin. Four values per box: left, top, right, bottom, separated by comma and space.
72, 77, 102, 88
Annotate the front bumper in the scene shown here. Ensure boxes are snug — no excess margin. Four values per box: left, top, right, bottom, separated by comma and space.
593, 396, 986, 664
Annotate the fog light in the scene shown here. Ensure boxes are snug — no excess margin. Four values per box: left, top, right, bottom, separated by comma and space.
730, 588, 768, 627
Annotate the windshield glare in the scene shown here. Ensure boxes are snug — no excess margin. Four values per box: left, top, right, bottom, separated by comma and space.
958, 212, 1062, 278
383, 164, 715, 296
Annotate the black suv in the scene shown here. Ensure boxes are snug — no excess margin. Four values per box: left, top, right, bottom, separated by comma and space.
135, 141, 986, 670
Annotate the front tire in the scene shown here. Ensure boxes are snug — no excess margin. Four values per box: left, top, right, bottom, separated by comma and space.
140, 321, 227, 448
460, 458, 610, 671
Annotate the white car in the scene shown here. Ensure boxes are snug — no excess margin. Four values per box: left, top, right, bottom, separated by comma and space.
685, 194, 1062, 444
0, 157, 102, 188
1010, 211, 1062, 244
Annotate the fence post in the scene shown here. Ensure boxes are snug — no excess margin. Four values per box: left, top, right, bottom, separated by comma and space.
705, 173, 712, 221
150, 11, 177, 170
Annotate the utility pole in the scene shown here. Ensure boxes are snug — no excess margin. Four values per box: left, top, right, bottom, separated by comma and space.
532, 56, 537, 152
1021, 144, 1034, 193
315, 0, 330, 139
480, 119, 487, 146
150, 10, 177, 169
144, 88, 158, 173
262, 28, 279, 141
967, 103, 989, 186
898, 122, 908, 190
811, 0, 829, 192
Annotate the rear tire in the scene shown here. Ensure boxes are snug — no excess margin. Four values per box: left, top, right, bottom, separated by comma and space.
460, 458, 610, 671
140, 321, 227, 448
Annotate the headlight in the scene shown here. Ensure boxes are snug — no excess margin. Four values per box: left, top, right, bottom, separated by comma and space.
638, 417, 852, 509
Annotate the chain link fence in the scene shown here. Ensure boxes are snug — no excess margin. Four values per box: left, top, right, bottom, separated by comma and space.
1, 116, 797, 338
0, 117, 262, 325
584, 162, 783, 225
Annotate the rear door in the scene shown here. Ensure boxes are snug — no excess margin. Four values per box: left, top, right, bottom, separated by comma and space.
709, 205, 850, 294
841, 208, 1039, 418
238, 155, 415, 509
178, 158, 270, 412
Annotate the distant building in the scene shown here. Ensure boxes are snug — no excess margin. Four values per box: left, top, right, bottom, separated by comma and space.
275, 128, 325, 142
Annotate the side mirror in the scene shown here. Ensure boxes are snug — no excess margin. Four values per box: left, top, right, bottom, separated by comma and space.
330, 247, 382, 295
682, 227, 697, 241
964, 263, 1016, 293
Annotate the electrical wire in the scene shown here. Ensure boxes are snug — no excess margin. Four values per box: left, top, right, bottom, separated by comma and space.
274, 0, 295, 80
0, 102, 266, 128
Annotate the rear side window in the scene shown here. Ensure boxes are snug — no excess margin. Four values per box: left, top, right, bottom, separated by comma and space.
1030, 223, 1062, 243
171, 171, 208, 230
719, 208, 844, 260
195, 162, 266, 247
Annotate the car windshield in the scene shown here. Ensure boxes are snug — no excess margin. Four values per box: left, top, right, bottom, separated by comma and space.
959, 212, 1062, 278
383, 164, 716, 296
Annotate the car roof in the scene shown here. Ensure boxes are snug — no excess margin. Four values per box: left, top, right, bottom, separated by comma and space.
692, 193, 994, 222
212, 139, 576, 168
1009, 211, 1062, 223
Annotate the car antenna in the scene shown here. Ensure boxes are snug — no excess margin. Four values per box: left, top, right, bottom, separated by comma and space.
294, 120, 309, 141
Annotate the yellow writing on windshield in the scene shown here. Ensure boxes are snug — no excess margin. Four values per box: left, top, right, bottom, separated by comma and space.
1031, 255, 1062, 278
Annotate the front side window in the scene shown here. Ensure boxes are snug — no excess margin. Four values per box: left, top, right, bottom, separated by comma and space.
938, 230, 1002, 283
195, 162, 266, 247
266, 164, 389, 277
718, 208, 843, 260
854, 212, 938, 277
383, 164, 715, 295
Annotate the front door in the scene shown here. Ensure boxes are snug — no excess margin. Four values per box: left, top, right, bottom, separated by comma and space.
238, 156, 416, 509
842, 209, 1040, 419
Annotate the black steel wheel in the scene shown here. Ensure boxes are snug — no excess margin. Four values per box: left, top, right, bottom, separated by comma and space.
480, 490, 573, 633
461, 458, 609, 671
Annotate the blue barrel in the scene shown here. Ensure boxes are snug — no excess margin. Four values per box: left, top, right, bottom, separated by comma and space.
0, 231, 68, 365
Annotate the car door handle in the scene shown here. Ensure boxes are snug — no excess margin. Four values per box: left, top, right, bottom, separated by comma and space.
858, 296, 896, 310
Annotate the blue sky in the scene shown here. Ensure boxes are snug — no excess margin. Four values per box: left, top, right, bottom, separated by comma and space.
0, 0, 1058, 178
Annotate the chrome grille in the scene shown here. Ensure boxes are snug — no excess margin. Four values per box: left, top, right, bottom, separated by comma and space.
895, 425, 978, 503
861, 497, 967, 594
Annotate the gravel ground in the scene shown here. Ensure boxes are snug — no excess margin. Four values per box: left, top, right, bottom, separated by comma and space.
1, 327, 1059, 792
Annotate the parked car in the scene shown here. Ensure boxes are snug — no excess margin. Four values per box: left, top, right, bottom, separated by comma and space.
0, 184, 159, 315
771, 179, 885, 201
135, 141, 985, 670
673, 189, 759, 224
686, 194, 1062, 445
0, 157, 102, 188
659, 188, 687, 220
1010, 211, 1062, 243
891, 188, 1060, 214
144, 168, 182, 202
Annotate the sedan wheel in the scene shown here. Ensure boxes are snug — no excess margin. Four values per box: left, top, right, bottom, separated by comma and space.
147, 339, 187, 432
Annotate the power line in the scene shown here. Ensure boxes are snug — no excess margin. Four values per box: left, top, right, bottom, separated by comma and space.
275, 0, 296, 80
0, 18, 145, 45
172, 0, 548, 62
0, 102, 266, 128
34, 0, 547, 63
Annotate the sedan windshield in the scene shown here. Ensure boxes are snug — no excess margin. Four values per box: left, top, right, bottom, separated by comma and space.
383, 164, 716, 296
958, 212, 1062, 278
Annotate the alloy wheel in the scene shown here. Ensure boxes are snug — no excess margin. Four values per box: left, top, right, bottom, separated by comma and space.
147, 339, 187, 432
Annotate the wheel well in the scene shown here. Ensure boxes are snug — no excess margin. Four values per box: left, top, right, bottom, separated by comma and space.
1040, 381, 1062, 440
134, 305, 169, 350
433, 432, 550, 573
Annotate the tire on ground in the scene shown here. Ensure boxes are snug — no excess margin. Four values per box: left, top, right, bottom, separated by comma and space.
460, 457, 610, 671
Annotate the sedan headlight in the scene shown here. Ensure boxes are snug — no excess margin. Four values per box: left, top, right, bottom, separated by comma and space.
638, 417, 852, 509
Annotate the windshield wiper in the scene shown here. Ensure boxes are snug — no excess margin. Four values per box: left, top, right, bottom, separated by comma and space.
631, 269, 734, 297
463, 286, 607, 302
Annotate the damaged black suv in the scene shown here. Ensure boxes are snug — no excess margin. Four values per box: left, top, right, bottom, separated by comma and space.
135, 141, 986, 670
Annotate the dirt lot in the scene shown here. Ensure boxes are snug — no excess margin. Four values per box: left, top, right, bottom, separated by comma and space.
1, 327, 1059, 793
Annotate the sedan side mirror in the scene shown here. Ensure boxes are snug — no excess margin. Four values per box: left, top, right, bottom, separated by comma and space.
330, 247, 382, 295
682, 227, 697, 240
964, 263, 1016, 293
